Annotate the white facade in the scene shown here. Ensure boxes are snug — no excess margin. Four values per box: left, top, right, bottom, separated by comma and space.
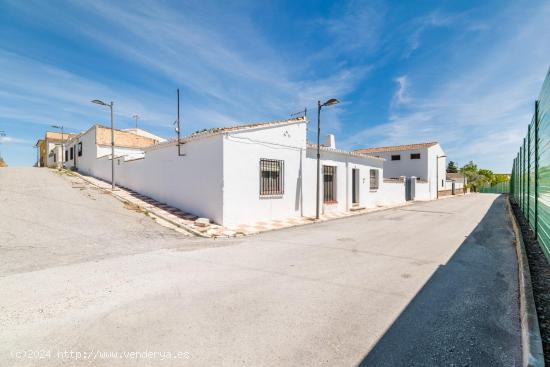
63, 125, 152, 175
356, 143, 446, 200
46, 142, 62, 168
70, 117, 407, 226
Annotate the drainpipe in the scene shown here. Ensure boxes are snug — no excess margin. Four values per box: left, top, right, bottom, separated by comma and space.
345, 156, 349, 211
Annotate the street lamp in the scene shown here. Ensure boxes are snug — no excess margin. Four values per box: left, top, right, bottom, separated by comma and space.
316, 98, 340, 219
51, 125, 64, 169
436, 155, 447, 199
0, 130, 6, 160
92, 99, 115, 190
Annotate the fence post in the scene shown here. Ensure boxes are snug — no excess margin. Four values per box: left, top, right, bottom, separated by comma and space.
527, 124, 531, 222
535, 100, 540, 237
523, 138, 527, 213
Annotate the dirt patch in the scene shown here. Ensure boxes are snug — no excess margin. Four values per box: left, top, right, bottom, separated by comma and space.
510, 199, 550, 364
123, 201, 144, 213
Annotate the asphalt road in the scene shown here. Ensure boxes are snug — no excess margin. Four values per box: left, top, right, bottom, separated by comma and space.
0, 168, 521, 366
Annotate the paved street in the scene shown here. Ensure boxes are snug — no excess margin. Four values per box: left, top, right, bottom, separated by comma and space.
1, 168, 520, 366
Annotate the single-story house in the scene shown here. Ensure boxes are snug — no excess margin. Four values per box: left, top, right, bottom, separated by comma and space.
354, 142, 447, 200
67, 117, 406, 226
36, 131, 78, 168
63, 125, 161, 173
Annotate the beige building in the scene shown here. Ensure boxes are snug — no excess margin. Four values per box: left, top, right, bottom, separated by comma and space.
35, 131, 77, 168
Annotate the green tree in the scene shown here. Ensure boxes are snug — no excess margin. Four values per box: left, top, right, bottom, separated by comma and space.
447, 161, 458, 173
460, 161, 489, 192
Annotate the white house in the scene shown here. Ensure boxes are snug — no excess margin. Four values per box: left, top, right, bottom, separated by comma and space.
63, 125, 160, 174
69, 117, 406, 226
355, 142, 447, 200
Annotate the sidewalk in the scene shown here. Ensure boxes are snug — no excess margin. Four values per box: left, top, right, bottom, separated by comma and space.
64, 169, 410, 238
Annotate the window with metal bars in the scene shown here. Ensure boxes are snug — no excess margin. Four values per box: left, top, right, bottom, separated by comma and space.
323, 165, 337, 203
370, 169, 379, 190
259, 159, 284, 196
77, 142, 82, 157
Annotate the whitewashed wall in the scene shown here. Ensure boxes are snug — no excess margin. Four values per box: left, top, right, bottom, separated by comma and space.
46, 142, 62, 168
427, 144, 446, 200
92, 136, 225, 224
414, 181, 431, 201
368, 181, 406, 207
302, 148, 387, 217
222, 122, 307, 226
374, 148, 430, 181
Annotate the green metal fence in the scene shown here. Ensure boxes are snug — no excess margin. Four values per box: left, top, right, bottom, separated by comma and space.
479, 181, 510, 193
510, 67, 550, 264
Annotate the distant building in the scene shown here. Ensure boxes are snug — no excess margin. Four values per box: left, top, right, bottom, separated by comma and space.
36, 131, 77, 168
355, 142, 447, 200
63, 125, 160, 172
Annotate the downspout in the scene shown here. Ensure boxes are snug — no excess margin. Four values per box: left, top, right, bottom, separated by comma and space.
345, 155, 349, 211
299, 148, 304, 217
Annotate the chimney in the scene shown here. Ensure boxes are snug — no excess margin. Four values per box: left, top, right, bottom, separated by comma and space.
325, 134, 336, 149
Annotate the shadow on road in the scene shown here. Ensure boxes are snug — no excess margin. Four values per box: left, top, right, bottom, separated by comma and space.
358, 195, 521, 366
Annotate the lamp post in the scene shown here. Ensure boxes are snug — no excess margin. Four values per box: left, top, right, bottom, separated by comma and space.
92, 99, 115, 190
436, 155, 447, 199
316, 98, 340, 219
51, 125, 64, 169
0, 130, 5, 160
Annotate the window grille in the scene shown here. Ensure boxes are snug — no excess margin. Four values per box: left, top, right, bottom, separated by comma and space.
260, 159, 284, 196
391, 155, 401, 161
323, 165, 336, 202
410, 153, 420, 159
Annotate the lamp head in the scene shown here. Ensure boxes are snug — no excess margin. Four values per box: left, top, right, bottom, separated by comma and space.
322, 98, 340, 107
91, 99, 107, 106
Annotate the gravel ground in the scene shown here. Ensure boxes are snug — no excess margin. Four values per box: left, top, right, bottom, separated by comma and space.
510, 199, 550, 364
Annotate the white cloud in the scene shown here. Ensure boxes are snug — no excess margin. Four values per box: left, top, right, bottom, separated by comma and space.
0, 136, 30, 145
392, 76, 411, 106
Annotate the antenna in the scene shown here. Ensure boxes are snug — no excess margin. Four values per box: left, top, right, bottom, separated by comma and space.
131, 114, 140, 129
290, 107, 307, 118
176, 89, 185, 156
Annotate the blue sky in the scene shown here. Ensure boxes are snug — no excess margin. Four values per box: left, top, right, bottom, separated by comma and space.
0, 0, 549, 172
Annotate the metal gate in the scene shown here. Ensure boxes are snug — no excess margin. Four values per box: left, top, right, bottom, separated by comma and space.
405, 177, 414, 201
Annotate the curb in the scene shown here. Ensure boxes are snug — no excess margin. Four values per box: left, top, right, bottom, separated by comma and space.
66, 170, 209, 238
506, 198, 545, 367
